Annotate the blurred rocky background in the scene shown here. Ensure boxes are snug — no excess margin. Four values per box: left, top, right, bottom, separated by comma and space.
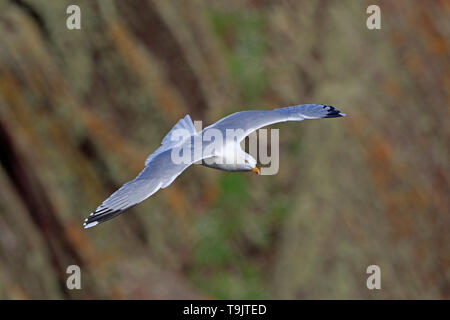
0, 0, 448, 299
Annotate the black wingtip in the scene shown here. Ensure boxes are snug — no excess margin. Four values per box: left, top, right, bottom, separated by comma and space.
324, 113, 344, 118
322, 105, 346, 118
83, 208, 124, 229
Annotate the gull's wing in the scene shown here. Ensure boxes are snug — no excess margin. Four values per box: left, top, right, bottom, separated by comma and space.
205, 104, 345, 142
83, 148, 193, 228
84, 114, 211, 229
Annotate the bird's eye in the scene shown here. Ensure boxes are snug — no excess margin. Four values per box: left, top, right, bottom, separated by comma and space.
245, 160, 249, 164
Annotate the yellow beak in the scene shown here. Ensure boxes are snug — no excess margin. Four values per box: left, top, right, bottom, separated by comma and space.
251, 167, 260, 175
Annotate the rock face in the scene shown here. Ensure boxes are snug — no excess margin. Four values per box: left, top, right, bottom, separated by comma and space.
0, 1, 448, 299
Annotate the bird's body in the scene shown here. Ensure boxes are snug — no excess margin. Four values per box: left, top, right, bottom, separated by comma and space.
84, 104, 345, 228
201, 148, 255, 172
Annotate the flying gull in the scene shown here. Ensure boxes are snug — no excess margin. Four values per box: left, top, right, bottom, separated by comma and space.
84, 104, 346, 228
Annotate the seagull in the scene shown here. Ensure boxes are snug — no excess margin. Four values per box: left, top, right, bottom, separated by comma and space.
84, 104, 345, 228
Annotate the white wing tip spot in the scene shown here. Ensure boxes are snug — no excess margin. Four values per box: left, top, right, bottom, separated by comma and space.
84, 221, 99, 229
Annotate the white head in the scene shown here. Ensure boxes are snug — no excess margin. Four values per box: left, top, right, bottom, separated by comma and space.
242, 152, 260, 174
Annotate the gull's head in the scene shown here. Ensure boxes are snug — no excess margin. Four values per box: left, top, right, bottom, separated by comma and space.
244, 153, 260, 175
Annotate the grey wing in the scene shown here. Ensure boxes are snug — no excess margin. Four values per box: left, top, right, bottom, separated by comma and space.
207, 104, 345, 142
83, 149, 192, 228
